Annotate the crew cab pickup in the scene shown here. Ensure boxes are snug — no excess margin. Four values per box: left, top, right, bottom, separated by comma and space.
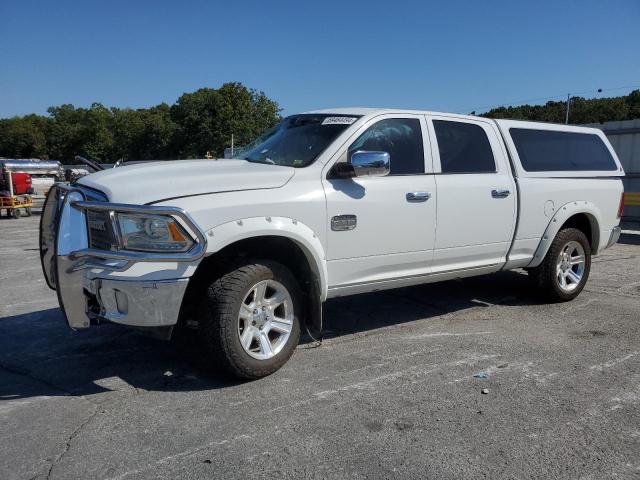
40, 109, 625, 378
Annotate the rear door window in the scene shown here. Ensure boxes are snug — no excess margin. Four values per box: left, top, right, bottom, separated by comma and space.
433, 120, 496, 173
509, 128, 617, 172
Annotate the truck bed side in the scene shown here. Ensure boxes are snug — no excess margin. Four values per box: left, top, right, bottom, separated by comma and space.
494, 119, 624, 268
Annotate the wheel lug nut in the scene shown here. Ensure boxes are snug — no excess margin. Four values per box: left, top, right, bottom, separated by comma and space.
253, 309, 258, 314
251, 321, 256, 326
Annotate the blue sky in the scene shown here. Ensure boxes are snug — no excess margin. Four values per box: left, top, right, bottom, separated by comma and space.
1, 0, 639, 118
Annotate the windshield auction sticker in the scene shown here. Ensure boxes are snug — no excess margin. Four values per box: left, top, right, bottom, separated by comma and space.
321, 117, 358, 125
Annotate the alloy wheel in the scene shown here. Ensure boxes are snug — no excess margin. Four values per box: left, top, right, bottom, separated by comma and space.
237, 279, 294, 360
556, 240, 586, 292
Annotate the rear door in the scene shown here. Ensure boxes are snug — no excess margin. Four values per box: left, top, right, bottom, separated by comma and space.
426, 115, 516, 272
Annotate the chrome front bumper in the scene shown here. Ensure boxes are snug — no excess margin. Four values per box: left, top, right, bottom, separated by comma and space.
40, 183, 206, 330
85, 277, 189, 327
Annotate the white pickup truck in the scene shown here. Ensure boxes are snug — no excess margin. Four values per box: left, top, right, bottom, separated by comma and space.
40, 109, 625, 378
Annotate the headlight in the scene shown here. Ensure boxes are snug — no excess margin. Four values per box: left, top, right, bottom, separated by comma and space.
116, 213, 194, 253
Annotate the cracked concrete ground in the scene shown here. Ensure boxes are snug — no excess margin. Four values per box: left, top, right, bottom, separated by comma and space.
1, 213, 639, 480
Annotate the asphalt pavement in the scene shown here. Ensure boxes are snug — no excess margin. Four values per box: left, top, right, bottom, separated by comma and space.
1, 213, 639, 479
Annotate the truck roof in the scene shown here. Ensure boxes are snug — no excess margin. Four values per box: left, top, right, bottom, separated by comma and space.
304, 108, 606, 134
305, 107, 481, 121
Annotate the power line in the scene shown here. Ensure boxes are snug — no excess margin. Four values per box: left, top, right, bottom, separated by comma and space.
455, 83, 640, 115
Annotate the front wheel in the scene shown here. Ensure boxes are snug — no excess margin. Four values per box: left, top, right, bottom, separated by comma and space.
198, 260, 301, 379
528, 227, 591, 301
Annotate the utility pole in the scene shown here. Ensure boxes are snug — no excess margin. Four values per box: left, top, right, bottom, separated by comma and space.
566, 88, 602, 124
231, 134, 234, 158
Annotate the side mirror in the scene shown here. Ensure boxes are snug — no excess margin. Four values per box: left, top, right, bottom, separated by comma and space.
352, 151, 390, 177
330, 151, 391, 179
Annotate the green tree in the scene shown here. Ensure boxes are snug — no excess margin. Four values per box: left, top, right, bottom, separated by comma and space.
482, 89, 640, 124
110, 104, 177, 160
137, 104, 177, 159
171, 82, 281, 157
0, 82, 281, 163
0, 114, 51, 158
46, 103, 115, 163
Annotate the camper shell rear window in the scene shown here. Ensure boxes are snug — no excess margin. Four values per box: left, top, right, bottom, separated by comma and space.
509, 128, 617, 172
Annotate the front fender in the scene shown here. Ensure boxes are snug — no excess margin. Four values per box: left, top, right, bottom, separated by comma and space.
527, 200, 601, 268
203, 216, 329, 301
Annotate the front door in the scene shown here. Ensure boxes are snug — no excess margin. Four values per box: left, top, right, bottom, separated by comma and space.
322, 114, 437, 292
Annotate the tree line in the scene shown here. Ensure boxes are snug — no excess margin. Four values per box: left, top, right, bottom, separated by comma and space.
2, 85, 639, 164
481, 89, 640, 124
0, 82, 281, 164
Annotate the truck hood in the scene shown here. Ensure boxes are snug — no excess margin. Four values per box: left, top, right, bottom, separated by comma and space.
77, 159, 295, 204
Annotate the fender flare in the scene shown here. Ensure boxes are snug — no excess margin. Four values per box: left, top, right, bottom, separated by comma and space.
527, 200, 602, 268
203, 216, 329, 301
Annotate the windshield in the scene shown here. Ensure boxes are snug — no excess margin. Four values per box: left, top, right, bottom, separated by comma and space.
239, 114, 360, 167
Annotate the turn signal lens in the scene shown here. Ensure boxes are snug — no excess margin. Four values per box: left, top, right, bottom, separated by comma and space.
168, 222, 187, 242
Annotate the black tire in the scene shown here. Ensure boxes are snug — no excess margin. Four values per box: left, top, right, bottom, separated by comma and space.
25, 207, 32, 216
198, 260, 302, 379
12, 208, 21, 219
528, 227, 591, 301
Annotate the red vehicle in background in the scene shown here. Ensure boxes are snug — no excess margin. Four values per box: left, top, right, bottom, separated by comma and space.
0, 168, 34, 218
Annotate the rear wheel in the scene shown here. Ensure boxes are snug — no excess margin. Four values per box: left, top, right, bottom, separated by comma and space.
198, 260, 301, 379
528, 227, 591, 301
25, 207, 32, 216
11, 208, 21, 219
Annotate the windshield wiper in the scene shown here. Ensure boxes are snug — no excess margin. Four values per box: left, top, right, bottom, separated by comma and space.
245, 158, 275, 165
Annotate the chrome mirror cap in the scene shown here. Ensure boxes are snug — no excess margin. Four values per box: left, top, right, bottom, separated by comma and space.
350, 151, 390, 177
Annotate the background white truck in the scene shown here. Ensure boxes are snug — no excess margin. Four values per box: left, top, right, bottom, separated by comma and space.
40, 109, 624, 378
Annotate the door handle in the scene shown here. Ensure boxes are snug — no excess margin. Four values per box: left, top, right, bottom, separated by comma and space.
491, 189, 511, 198
406, 191, 431, 202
